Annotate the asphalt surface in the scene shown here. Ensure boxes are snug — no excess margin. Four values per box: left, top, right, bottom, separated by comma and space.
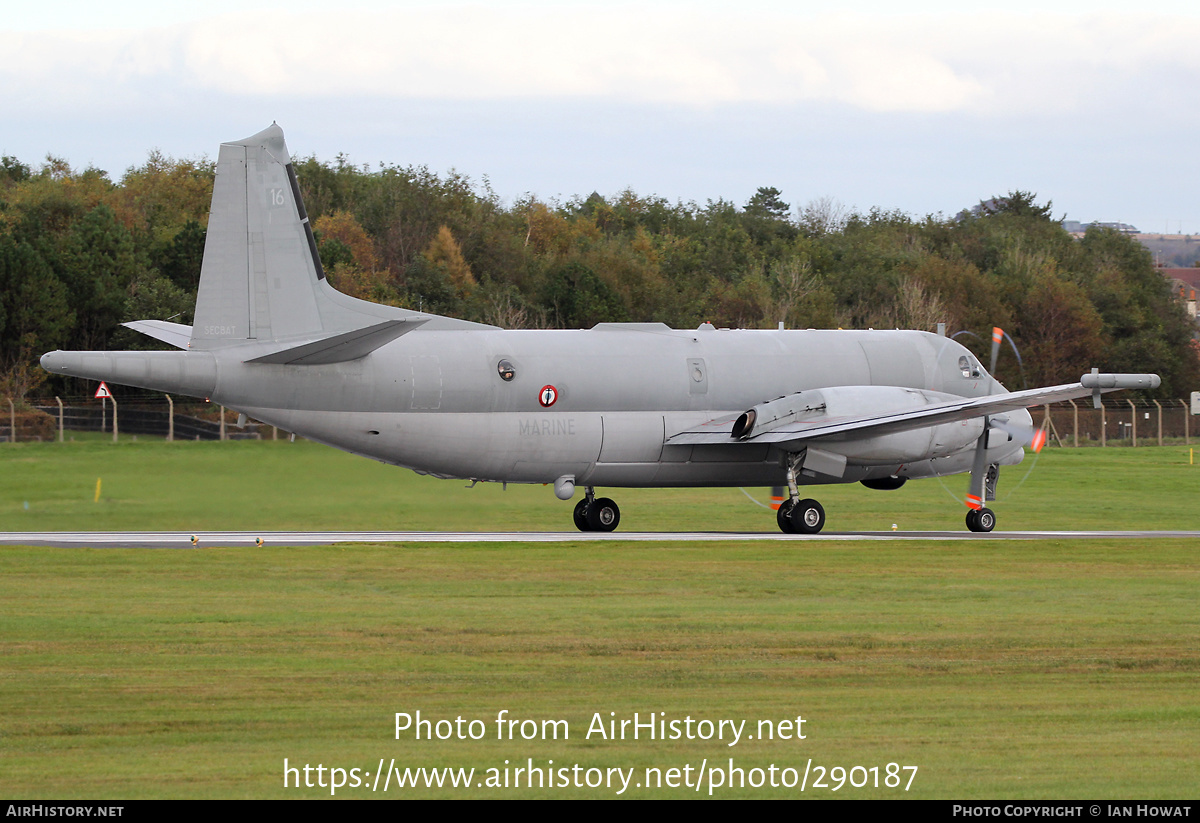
2, 530, 1198, 548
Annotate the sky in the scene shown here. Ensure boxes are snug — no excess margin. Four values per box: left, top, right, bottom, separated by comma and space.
3, 0, 1198, 233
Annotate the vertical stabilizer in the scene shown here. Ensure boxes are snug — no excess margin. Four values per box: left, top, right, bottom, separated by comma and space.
190, 124, 492, 350
189, 124, 489, 350
191, 124, 309, 348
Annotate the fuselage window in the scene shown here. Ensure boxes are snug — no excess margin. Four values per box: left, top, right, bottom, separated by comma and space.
497, 359, 516, 381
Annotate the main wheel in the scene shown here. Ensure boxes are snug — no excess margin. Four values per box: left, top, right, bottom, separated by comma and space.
788, 498, 825, 534
966, 507, 996, 533
573, 498, 592, 532
777, 499, 797, 534
587, 497, 620, 532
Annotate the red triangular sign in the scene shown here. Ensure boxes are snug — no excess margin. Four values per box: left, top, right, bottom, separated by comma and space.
94, 382, 112, 399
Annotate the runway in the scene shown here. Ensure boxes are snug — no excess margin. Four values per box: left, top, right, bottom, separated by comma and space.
2, 530, 1198, 548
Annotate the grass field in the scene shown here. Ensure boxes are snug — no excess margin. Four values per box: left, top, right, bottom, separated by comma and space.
1, 440, 1198, 798
1, 436, 1198, 532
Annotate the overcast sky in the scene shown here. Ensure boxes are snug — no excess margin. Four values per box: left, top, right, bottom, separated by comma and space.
4, 1, 1198, 233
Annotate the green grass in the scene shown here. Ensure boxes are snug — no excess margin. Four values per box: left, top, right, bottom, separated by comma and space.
1, 438, 1199, 531
1, 441, 1198, 798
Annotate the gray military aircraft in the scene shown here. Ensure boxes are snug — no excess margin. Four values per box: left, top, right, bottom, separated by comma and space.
40, 125, 1161, 533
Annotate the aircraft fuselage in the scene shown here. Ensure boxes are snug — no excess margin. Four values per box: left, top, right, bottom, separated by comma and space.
47, 325, 1024, 488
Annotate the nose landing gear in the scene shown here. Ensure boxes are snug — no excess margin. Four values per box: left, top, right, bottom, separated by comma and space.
966, 507, 996, 533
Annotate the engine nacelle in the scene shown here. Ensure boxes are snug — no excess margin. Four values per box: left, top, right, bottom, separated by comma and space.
732, 390, 825, 439
803, 385, 1011, 465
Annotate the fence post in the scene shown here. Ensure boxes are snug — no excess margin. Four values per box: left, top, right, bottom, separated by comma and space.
1128, 399, 1137, 447
7, 397, 13, 444
1154, 400, 1162, 446
1069, 400, 1078, 447
1183, 399, 1191, 445
166, 395, 174, 442
111, 395, 118, 443
220, 406, 226, 441
55, 396, 63, 442
1101, 403, 1106, 447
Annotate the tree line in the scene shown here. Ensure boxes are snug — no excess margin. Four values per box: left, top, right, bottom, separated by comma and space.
1, 150, 1197, 403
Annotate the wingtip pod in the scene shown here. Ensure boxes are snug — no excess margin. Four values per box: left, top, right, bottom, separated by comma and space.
1079, 373, 1161, 391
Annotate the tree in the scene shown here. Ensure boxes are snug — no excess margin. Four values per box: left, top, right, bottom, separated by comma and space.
152, 219, 206, 293
744, 187, 790, 220
60, 205, 150, 352
1012, 273, 1105, 386
0, 233, 72, 403
314, 210, 380, 273
422, 225, 476, 297
541, 262, 629, 328
968, 191, 1056, 221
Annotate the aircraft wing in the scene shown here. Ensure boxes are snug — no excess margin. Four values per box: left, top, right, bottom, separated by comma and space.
665, 373, 1160, 447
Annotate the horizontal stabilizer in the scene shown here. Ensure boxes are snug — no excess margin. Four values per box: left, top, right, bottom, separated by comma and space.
247, 319, 428, 365
122, 320, 193, 350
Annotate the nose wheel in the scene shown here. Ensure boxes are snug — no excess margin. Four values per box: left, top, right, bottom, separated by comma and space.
966, 507, 996, 533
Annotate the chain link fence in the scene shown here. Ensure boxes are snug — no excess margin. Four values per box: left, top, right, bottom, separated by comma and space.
3, 393, 1196, 446
2, 395, 283, 443
1036, 397, 1193, 446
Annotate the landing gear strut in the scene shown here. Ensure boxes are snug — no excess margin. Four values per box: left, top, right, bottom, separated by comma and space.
573, 487, 620, 532
777, 450, 827, 534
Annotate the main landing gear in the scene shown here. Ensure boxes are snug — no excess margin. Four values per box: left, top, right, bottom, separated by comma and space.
776, 450, 828, 534
777, 497, 826, 534
573, 487, 621, 532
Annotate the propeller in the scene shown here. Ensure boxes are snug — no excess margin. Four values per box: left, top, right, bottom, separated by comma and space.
965, 327, 1004, 510
964, 327, 1037, 531
989, 416, 1047, 453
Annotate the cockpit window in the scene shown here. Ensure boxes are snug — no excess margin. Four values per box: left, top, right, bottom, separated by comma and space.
958, 355, 981, 379
497, 359, 516, 381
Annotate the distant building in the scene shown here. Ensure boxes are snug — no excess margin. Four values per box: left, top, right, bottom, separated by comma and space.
1061, 220, 1140, 234
1163, 269, 1199, 323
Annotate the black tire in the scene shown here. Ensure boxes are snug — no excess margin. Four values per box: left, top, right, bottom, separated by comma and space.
965, 509, 979, 531
587, 497, 620, 532
788, 498, 825, 534
573, 498, 591, 532
973, 507, 996, 533
777, 499, 797, 534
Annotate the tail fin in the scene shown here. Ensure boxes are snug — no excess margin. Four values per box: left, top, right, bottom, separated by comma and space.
190, 124, 488, 351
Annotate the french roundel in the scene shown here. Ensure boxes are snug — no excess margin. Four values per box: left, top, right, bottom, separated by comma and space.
539, 385, 558, 407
